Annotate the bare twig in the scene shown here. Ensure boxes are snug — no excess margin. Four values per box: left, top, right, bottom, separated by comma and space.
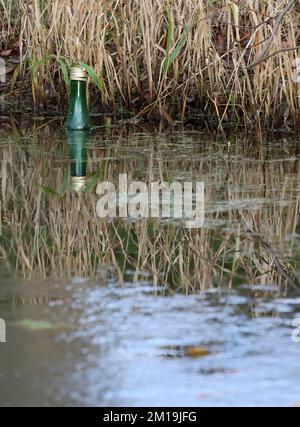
250, 45, 300, 65
248, 0, 297, 68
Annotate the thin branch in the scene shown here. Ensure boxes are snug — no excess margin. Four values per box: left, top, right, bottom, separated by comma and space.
248, 0, 297, 68
250, 45, 300, 65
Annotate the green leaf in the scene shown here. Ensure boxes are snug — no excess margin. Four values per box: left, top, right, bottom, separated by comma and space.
42, 185, 58, 195
84, 168, 104, 192
30, 55, 51, 78
168, 25, 189, 67
58, 57, 70, 87
162, 22, 189, 78
59, 169, 71, 195
80, 62, 104, 95
163, 10, 174, 76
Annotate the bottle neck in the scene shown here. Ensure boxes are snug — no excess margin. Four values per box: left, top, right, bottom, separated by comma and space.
70, 79, 87, 100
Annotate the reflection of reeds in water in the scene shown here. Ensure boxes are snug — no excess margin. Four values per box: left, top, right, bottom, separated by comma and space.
227, 154, 300, 293
0, 125, 300, 295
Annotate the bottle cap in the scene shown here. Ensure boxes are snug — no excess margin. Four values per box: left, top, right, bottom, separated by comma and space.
70, 65, 87, 82
71, 176, 87, 192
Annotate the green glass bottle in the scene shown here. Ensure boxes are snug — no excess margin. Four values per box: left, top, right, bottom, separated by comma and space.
67, 129, 88, 192
65, 65, 91, 130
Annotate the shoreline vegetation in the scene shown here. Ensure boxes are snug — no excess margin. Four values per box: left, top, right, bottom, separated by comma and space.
1, 0, 300, 131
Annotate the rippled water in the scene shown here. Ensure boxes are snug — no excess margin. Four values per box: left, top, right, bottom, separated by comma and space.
0, 121, 300, 406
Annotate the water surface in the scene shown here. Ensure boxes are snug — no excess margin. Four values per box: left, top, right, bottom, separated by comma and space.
0, 121, 300, 406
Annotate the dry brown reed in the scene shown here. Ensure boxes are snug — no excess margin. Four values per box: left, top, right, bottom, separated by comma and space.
1, 1, 300, 129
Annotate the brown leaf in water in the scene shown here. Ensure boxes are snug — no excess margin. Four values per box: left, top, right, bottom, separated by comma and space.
185, 346, 210, 358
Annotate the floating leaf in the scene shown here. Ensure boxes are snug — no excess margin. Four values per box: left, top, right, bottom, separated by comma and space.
160, 344, 211, 358
185, 346, 210, 358
15, 319, 65, 331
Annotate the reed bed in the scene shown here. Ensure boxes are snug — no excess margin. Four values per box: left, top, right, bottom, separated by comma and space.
0, 123, 299, 294
1, 0, 300, 129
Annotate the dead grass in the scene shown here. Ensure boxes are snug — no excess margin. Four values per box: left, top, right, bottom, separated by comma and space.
1, 0, 300, 129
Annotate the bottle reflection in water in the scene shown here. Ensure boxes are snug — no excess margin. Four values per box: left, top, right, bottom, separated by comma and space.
67, 129, 88, 192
